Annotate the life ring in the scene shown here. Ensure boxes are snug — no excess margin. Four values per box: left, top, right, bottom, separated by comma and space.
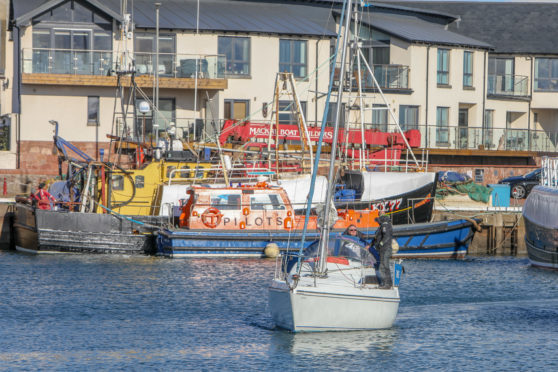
239, 221, 246, 230
242, 207, 250, 216
201, 207, 222, 228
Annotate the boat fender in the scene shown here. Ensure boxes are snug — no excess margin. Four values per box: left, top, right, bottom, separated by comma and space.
201, 207, 222, 228
240, 221, 246, 229
284, 217, 293, 230
243, 207, 250, 216
265, 243, 279, 258
392, 239, 399, 254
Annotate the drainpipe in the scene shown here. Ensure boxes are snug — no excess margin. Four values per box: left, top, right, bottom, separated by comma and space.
425, 45, 430, 148
528, 56, 533, 151
13, 25, 21, 169
315, 39, 319, 127
482, 50, 487, 148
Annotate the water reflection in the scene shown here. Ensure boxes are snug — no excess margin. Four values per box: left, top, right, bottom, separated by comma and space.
274, 328, 399, 356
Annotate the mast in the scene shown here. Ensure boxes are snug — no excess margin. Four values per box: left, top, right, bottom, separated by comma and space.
295, 0, 348, 273
316, 0, 354, 274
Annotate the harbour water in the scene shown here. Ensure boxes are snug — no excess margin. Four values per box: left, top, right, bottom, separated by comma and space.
1, 251, 558, 370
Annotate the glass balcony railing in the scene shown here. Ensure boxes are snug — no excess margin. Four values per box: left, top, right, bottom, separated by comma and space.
134, 52, 226, 79
370, 64, 409, 89
22, 48, 113, 75
334, 63, 410, 90
487, 74, 529, 97
22, 48, 226, 80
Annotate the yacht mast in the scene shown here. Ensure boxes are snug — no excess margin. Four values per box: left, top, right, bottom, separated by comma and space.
316, 0, 354, 274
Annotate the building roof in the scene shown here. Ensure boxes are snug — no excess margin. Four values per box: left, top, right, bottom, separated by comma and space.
385, 1, 558, 55
358, 10, 492, 49
12, 0, 338, 38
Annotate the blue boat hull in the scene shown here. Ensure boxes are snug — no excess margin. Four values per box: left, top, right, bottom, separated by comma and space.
157, 219, 477, 258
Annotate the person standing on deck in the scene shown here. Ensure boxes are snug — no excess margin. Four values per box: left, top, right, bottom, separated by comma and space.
31, 182, 57, 210
373, 212, 393, 289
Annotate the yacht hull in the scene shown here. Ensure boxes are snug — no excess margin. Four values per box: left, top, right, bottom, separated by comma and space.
269, 281, 399, 332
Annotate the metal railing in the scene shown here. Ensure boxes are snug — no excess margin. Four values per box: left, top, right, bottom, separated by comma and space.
115, 115, 558, 153
21, 48, 226, 79
487, 74, 529, 97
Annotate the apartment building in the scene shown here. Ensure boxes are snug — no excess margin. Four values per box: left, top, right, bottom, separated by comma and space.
1, 0, 557, 179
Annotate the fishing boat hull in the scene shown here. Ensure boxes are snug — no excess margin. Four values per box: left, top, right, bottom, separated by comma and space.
157, 218, 478, 258
523, 186, 558, 269
335, 171, 438, 225
13, 203, 156, 255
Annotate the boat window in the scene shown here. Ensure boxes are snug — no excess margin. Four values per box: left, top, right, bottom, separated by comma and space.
333, 236, 377, 266
250, 194, 286, 210
112, 175, 124, 191
166, 166, 176, 179
211, 194, 240, 210
135, 176, 144, 189
195, 167, 205, 179
269, 194, 286, 210
179, 165, 191, 179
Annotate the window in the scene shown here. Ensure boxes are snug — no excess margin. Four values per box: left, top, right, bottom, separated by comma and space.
535, 58, 558, 91
278, 100, 306, 124
437, 49, 449, 85
484, 110, 494, 148
211, 194, 241, 210
399, 106, 419, 131
112, 175, 124, 191
31, 1, 112, 76
250, 194, 285, 210
463, 51, 473, 87
134, 33, 176, 76
371, 104, 388, 131
488, 57, 514, 92
436, 107, 449, 145
136, 98, 175, 135
279, 39, 307, 78
32, 28, 112, 75
87, 96, 99, 126
326, 102, 346, 127
224, 99, 249, 121
218, 36, 250, 76
135, 176, 145, 189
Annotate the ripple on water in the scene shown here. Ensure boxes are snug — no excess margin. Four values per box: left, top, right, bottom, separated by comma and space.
1, 251, 558, 369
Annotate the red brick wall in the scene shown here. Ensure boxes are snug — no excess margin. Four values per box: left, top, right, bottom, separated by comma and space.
0, 140, 111, 196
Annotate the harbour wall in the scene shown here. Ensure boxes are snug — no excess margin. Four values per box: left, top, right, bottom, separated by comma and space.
433, 209, 526, 256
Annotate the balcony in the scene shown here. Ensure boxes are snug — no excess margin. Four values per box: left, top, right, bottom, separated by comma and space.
487, 74, 529, 99
21, 48, 227, 90
334, 64, 410, 91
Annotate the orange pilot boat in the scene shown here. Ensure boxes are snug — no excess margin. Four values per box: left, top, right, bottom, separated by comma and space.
157, 182, 379, 257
